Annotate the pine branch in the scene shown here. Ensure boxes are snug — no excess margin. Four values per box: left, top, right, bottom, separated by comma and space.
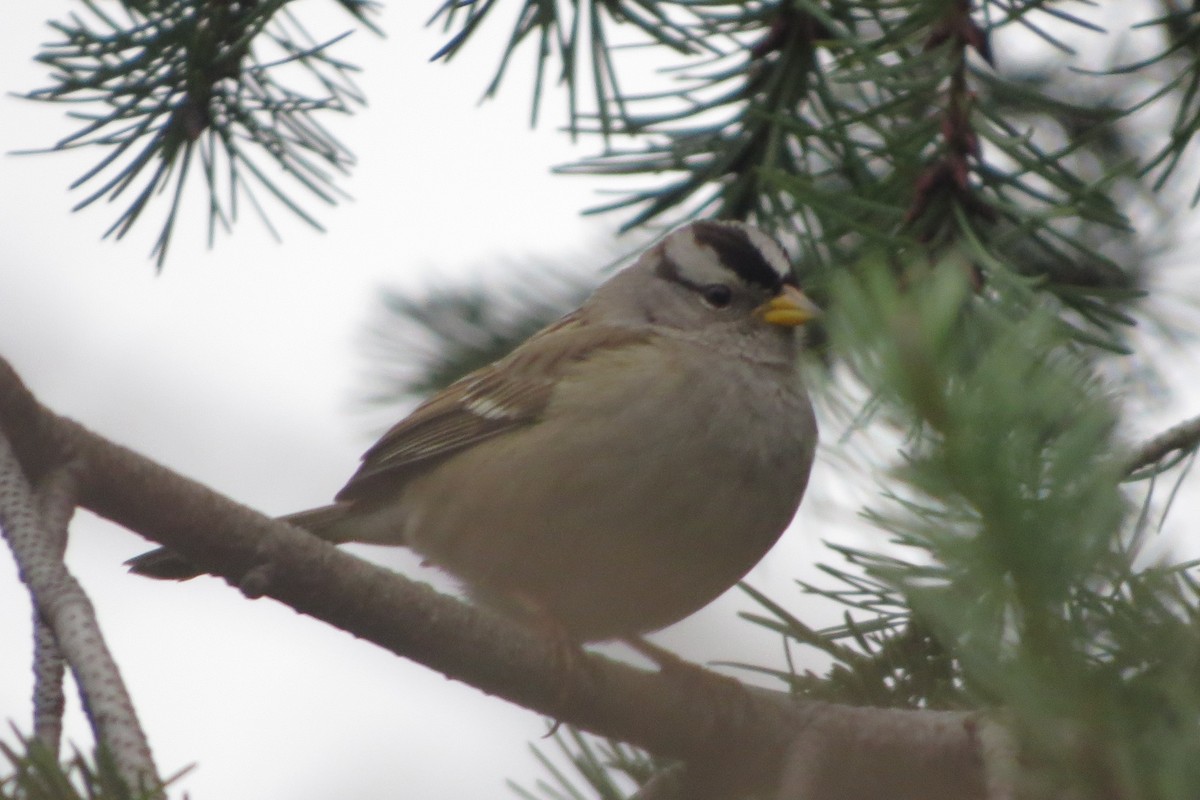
1126, 412, 1200, 476
428, 3, 1173, 355
0, 734, 175, 800
20, 0, 375, 267
0, 442, 161, 796
819, 248, 1200, 795
27, 462, 86, 761
361, 267, 592, 403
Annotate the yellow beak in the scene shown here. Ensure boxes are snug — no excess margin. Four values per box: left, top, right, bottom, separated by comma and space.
757, 284, 821, 327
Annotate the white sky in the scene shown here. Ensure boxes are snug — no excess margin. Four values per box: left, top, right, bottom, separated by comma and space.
0, 3, 845, 798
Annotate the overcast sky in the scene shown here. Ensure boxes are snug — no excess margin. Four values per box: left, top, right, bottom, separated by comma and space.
0, 3, 855, 798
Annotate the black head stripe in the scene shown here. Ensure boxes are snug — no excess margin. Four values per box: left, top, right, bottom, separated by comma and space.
691, 221, 785, 292
653, 242, 682, 284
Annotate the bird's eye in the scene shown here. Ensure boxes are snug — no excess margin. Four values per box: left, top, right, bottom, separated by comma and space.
700, 283, 733, 309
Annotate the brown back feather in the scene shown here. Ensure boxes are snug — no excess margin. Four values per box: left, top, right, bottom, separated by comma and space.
336, 313, 651, 501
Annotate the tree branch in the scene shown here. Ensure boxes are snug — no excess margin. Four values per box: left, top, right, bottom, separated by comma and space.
0, 433, 161, 795
1126, 412, 1200, 476
0, 355, 997, 799
30, 461, 80, 756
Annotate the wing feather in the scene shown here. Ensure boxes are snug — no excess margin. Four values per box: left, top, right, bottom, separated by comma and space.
335, 313, 650, 501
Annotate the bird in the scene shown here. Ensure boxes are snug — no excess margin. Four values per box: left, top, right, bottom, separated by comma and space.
128, 220, 820, 643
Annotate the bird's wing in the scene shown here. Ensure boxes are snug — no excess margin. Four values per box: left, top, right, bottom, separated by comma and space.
335, 313, 651, 501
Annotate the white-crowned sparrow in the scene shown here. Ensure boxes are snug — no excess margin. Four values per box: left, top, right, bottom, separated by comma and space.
129, 220, 820, 642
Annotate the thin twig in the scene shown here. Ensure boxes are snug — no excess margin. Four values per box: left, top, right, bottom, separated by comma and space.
0, 433, 162, 797
31, 621, 65, 756
1126, 412, 1200, 476
30, 463, 82, 756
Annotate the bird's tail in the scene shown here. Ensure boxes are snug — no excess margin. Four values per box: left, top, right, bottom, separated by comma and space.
125, 504, 350, 580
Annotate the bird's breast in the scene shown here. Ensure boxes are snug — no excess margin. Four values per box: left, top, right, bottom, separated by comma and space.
400, 339, 816, 639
